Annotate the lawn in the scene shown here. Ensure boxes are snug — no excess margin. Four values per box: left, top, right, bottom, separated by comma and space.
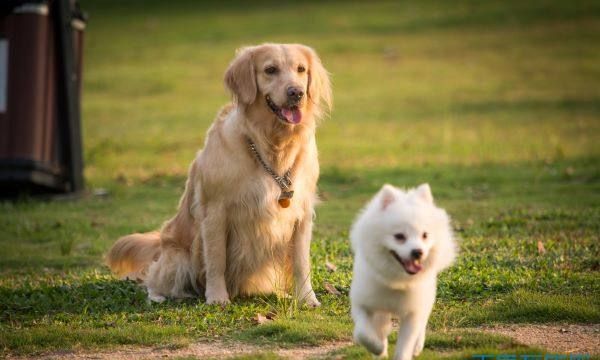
1, 0, 599, 358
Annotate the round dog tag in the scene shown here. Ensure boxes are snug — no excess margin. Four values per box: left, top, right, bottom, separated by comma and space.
278, 198, 291, 208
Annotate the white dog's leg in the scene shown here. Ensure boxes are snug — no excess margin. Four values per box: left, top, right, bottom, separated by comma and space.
202, 202, 230, 305
291, 216, 320, 307
413, 285, 435, 357
413, 323, 427, 357
373, 311, 392, 358
393, 313, 422, 360
352, 306, 386, 356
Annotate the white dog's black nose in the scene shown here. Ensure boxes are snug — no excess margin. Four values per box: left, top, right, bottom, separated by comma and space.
287, 86, 304, 102
411, 249, 423, 260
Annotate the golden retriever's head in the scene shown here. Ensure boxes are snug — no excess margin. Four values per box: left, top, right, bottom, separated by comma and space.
225, 43, 332, 125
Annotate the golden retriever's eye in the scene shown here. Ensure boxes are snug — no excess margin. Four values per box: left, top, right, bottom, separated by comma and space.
265, 66, 279, 75
394, 233, 406, 242
297, 65, 306, 73
422, 232, 428, 240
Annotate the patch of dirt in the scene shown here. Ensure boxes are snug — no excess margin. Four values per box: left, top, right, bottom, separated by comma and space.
9, 324, 600, 359
482, 324, 600, 354
10, 340, 353, 360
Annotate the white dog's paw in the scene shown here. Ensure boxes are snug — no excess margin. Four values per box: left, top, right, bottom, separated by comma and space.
392, 349, 415, 360
413, 331, 425, 356
413, 343, 424, 357
355, 329, 385, 357
376, 338, 389, 358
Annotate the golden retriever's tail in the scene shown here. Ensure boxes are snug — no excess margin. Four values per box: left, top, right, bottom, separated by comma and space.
105, 231, 161, 280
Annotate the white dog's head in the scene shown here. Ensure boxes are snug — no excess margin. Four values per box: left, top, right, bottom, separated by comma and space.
351, 183, 456, 280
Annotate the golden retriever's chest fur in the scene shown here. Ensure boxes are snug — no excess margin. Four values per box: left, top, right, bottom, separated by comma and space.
194, 109, 317, 296
228, 177, 306, 248
227, 140, 318, 290
225, 176, 308, 294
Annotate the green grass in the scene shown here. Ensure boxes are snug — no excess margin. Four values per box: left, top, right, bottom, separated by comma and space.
1, 0, 599, 357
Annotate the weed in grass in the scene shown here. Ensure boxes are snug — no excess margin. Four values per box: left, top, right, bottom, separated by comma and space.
59, 238, 75, 256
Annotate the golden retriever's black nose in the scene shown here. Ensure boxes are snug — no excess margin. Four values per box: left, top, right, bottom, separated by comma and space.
411, 249, 423, 260
287, 86, 304, 102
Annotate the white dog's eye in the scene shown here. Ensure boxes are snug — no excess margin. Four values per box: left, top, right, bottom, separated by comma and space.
422, 232, 428, 240
394, 233, 406, 242
265, 66, 279, 75
297, 65, 306, 73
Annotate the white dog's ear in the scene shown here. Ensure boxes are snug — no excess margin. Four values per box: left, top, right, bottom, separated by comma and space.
297, 45, 332, 119
379, 184, 397, 210
415, 183, 434, 203
224, 46, 257, 105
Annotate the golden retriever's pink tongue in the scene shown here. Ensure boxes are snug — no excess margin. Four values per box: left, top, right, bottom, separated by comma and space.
282, 108, 302, 124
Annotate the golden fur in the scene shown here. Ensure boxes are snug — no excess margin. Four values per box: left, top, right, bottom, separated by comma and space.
106, 44, 332, 305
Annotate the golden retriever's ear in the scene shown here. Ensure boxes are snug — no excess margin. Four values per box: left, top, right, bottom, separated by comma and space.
224, 47, 257, 105
299, 45, 332, 118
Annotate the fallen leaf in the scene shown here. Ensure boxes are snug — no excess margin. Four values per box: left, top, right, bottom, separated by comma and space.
324, 282, 341, 296
90, 220, 103, 228
254, 313, 271, 325
537, 240, 546, 255
266, 311, 276, 320
325, 261, 337, 272
564, 166, 575, 176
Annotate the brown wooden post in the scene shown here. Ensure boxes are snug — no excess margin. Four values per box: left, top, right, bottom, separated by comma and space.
52, 0, 84, 193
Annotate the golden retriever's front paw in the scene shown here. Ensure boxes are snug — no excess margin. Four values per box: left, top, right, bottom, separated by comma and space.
206, 295, 230, 305
302, 292, 321, 308
147, 289, 166, 303
205, 287, 230, 305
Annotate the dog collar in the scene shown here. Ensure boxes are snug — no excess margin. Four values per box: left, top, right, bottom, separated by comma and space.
246, 136, 294, 208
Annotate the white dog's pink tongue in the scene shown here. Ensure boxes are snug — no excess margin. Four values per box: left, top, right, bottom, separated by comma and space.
281, 108, 302, 124
404, 260, 423, 275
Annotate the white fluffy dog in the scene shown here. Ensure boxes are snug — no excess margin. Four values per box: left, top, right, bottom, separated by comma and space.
350, 183, 457, 359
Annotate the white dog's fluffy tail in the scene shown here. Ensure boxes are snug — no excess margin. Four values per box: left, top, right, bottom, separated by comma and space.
105, 231, 161, 280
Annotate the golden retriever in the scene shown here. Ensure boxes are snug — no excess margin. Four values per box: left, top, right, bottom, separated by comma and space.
106, 43, 332, 306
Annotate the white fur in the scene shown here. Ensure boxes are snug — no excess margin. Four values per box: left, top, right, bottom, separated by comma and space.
350, 183, 457, 359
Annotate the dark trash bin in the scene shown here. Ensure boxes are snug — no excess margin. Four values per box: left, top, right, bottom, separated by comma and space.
0, 0, 85, 197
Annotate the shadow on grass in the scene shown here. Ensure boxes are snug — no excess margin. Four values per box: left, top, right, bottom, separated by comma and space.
472, 290, 600, 324
0, 322, 191, 356
0, 278, 151, 321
